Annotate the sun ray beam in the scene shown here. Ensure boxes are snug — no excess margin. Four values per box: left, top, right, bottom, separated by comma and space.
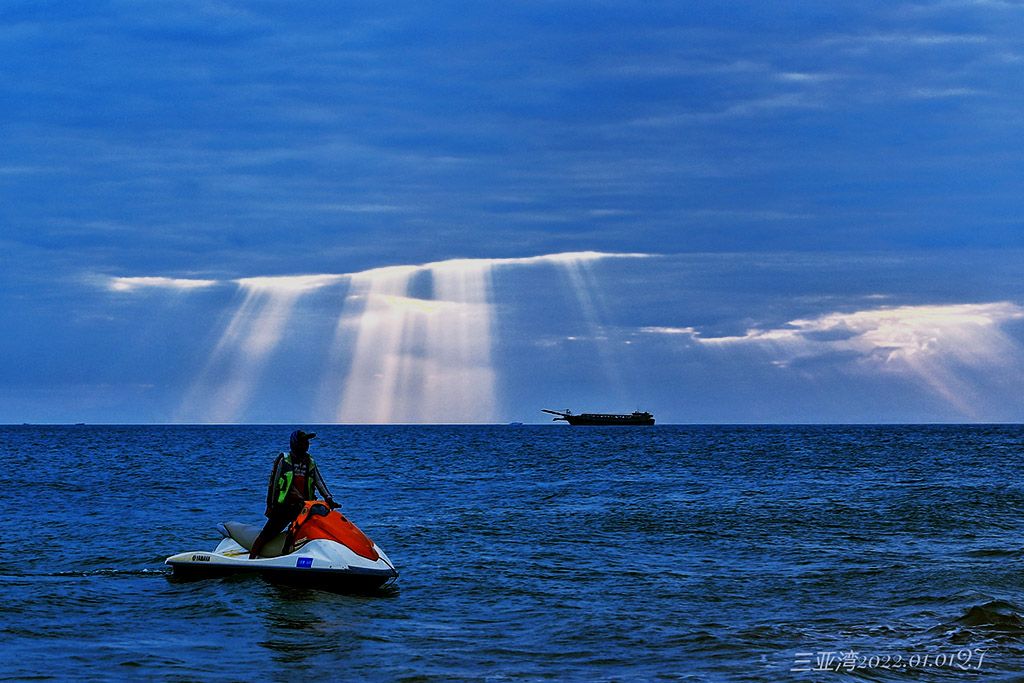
177, 275, 344, 423
175, 252, 649, 423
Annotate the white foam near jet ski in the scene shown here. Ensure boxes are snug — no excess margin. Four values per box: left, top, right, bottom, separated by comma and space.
165, 500, 398, 592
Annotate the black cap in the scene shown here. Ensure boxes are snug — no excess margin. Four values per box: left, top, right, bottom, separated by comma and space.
290, 430, 316, 452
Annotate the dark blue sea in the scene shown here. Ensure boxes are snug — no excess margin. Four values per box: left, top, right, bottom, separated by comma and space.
2, 424, 1024, 681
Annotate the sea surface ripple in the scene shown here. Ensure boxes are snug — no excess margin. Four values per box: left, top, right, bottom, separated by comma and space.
1, 424, 1023, 681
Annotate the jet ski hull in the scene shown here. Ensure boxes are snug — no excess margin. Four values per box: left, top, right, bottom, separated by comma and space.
165, 504, 398, 593
166, 556, 397, 592
166, 540, 397, 592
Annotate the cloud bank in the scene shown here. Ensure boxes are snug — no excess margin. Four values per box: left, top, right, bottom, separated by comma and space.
646, 302, 1024, 418
107, 276, 219, 292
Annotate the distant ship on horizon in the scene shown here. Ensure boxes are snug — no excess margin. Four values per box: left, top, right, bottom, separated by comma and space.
542, 409, 655, 426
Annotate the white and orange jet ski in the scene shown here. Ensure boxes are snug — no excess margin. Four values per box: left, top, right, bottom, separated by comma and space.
165, 500, 398, 592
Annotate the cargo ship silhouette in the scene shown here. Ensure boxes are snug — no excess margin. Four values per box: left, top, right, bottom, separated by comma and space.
542, 409, 655, 426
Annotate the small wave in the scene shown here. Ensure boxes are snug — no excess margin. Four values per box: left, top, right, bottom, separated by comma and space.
963, 547, 1023, 558
954, 600, 1024, 631
922, 599, 1024, 652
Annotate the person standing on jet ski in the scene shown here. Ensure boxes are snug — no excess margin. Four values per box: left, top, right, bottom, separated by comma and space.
249, 429, 340, 559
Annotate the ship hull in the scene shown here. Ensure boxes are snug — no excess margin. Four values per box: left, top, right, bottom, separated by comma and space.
563, 414, 655, 426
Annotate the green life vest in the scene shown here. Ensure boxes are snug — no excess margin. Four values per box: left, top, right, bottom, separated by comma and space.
274, 451, 319, 505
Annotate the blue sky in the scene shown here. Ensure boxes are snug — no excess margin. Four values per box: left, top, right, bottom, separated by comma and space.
2, 1, 1024, 423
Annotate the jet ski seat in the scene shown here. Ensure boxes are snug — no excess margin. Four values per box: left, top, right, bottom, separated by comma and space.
216, 522, 289, 558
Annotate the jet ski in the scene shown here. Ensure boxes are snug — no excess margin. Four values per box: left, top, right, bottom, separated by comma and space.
165, 500, 398, 592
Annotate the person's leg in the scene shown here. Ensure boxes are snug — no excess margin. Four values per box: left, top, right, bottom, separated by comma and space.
249, 527, 278, 559
249, 505, 293, 559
